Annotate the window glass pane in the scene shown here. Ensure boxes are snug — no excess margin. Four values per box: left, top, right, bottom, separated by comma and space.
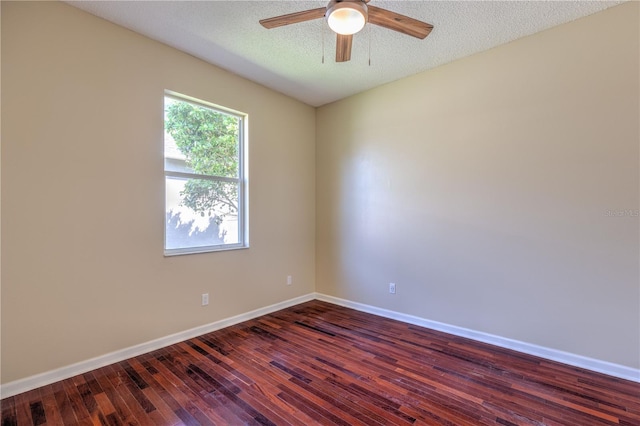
165, 176, 240, 250
164, 97, 240, 179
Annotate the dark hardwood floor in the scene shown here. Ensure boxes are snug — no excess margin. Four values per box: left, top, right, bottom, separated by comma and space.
2, 300, 639, 425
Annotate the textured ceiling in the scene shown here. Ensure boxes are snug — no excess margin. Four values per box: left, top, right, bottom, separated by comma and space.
65, 1, 623, 107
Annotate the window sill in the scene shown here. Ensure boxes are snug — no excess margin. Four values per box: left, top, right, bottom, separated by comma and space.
164, 244, 249, 257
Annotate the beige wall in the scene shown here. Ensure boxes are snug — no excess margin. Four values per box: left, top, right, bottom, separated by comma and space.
1, 1, 316, 383
317, 2, 639, 368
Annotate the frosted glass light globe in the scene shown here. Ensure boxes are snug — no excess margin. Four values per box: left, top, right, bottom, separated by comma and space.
327, 4, 366, 35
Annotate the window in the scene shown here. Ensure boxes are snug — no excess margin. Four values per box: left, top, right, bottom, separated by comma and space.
164, 93, 247, 255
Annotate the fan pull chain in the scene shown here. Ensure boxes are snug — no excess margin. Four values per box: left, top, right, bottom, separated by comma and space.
322, 20, 325, 64
368, 23, 371, 66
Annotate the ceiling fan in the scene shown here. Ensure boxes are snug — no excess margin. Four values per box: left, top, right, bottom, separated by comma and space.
259, 0, 433, 63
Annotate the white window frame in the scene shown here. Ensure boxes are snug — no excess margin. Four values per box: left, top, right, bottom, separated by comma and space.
164, 91, 248, 256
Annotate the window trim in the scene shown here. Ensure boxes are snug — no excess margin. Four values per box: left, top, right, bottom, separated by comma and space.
163, 91, 248, 256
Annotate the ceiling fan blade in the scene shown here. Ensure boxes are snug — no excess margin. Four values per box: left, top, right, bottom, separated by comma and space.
367, 5, 433, 39
259, 7, 326, 29
336, 33, 353, 62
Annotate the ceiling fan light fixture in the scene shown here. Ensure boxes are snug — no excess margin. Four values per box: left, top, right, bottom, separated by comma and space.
326, 1, 367, 35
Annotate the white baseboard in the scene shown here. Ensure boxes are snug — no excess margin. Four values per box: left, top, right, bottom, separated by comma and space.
314, 293, 640, 383
3, 291, 637, 398
0, 293, 316, 398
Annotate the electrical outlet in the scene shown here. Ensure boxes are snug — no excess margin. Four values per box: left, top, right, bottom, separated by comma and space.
287, 275, 292, 285
389, 283, 396, 294
202, 293, 209, 306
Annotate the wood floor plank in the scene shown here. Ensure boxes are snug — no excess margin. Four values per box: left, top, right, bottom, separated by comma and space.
124, 357, 183, 426
50, 381, 78, 426
1, 392, 18, 426
138, 356, 205, 425
143, 349, 233, 424
204, 351, 314, 426
3, 301, 639, 425
36, 385, 63, 426
13, 390, 34, 426
92, 365, 138, 426
101, 364, 153, 426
